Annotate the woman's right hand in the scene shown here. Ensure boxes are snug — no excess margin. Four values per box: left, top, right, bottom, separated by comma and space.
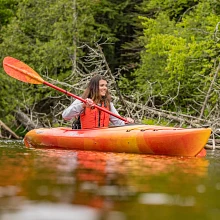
85, 98, 94, 108
126, 117, 134, 124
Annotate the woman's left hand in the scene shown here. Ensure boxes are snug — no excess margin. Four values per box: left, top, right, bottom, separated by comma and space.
126, 117, 134, 123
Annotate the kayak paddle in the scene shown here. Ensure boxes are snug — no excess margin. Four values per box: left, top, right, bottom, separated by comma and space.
3, 56, 128, 122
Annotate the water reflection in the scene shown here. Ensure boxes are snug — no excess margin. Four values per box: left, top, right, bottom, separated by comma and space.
0, 140, 211, 219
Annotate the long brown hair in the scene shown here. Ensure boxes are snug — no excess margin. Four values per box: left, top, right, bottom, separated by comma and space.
82, 74, 111, 107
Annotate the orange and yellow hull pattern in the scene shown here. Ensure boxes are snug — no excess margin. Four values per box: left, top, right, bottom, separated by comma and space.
24, 124, 211, 157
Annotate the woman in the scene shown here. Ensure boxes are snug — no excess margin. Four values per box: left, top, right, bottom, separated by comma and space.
62, 74, 134, 129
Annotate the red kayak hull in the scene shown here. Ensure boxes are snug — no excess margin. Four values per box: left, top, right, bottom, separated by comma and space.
24, 124, 211, 157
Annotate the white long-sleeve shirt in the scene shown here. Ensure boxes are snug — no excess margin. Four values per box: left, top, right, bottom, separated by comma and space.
62, 99, 125, 126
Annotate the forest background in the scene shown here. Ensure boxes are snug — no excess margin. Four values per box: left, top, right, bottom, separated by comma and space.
0, 0, 220, 138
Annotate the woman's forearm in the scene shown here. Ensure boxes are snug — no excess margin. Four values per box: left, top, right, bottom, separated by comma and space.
62, 99, 84, 120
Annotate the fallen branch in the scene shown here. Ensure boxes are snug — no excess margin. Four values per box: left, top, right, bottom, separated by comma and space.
0, 120, 21, 139
205, 144, 220, 150
15, 110, 43, 130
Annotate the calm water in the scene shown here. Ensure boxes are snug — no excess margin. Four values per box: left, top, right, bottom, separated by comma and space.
0, 139, 220, 220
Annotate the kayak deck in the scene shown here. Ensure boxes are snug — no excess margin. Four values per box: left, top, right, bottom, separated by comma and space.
24, 124, 211, 157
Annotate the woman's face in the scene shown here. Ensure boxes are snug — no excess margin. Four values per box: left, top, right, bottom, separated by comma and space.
99, 79, 108, 97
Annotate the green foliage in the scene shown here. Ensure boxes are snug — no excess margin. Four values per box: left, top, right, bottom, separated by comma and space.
1, 0, 220, 130
132, 0, 220, 113
0, 0, 18, 27
12, 125, 26, 137
0, 69, 28, 122
142, 117, 188, 128
141, 0, 200, 20
0, 0, 140, 77
0, 0, 100, 75
92, 0, 142, 70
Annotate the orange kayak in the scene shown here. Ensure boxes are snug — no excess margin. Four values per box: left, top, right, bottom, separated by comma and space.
23, 124, 211, 157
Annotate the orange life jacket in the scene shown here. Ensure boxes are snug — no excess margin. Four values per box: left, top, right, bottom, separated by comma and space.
80, 103, 110, 129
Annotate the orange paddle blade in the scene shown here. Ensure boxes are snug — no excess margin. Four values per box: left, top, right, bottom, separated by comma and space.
3, 57, 44, 84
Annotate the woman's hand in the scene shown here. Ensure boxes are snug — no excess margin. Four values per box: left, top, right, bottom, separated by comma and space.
85, 98, 94, 108
126, 117, 134, 124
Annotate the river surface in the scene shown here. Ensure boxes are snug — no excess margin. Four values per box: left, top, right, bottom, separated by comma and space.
0, 139, 220, 220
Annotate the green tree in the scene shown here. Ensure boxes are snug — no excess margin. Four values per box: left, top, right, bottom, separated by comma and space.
0, 0, 18, 27
132, 0, 220, 114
